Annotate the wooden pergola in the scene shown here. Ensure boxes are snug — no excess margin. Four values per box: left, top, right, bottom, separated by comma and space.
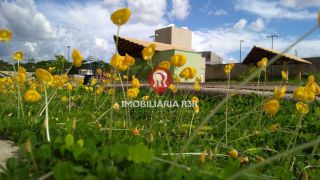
242, 46, 312, 80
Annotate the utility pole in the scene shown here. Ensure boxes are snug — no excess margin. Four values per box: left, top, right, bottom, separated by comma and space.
149, 34, 158, 42
267, 33, 279, 49
239, 40, 244, 63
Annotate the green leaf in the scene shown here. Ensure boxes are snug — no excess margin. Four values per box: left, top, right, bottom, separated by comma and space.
53, 161, 76, 180
110, 144, 129, 162
65, 134, 74, 150
76, 139, 84, 147
127, 143, 153, 163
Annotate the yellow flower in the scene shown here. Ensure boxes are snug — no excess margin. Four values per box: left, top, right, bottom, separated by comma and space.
72, 49, 83, 67
51, 75, 64, 88
179, 67, 196, 80
96, 68, 102, 75
170, 54, 187, 67
191, 96, 199, 104
13, 51, 24, 61
263, 99, 280, 116
194, 105, 199, 113
296, 102, 309, 114
224, 63, 234, 75
127, 88, 139, 99
306, 75, 320, 95
281, 71, 288, 81
48, 67, 56, 73
294, 86, 315, 101
132, 128, 140, 136
61, 96, 68, 102
131, 77, 140, 88
142, 44, 156, 61
110, 54, 124, 69
111, 8, 131, 26
169, 84, 177, 93
123, 75, 128, 80
257, 57, 268, 69
0, 29, 13, 42
195, 75, 202, 82
269, 124, 279, 132
24, 89, 41, 103
16, 72, 26, 83
118, 62, 128, 71
35, 68, 53, 84
91, 78, 97, 86
124, 53, 135, 66
108, 88, 115, 95
274, 86, 286, 99
61, 74, 69, 83
66, 83, 73, 91
142, 95, 149, 101
158, 61, 171, 70
173, 74, 180, 83
18, 66, 26, 74
112, 102, 120, 111
228, 149, 238, 158
194, 82, 200, 91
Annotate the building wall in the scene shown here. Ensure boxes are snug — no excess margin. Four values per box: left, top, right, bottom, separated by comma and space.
155, 26, 192, 49
205, 64, 248, 80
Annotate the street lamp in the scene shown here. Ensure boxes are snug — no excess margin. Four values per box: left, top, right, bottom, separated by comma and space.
149, 34, 158, 42
67, 45, 71, 61
266, 33, 279, 49
239, 40, 245, 63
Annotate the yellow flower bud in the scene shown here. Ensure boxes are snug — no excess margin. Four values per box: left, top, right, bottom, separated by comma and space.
158, 61, 171, 70
228, 149, 238, 158
296, 102, 309, 114
179, 67, 196, 80
72, 49, 83, 67
224, 63, 234, 75
170, 54, 187, 67
0, 29, 13, 42
142, 44, 156, 61
132, 128, 140, 136
35, 68, 53, 84
66, 83, 73, 91
257, 57, 268, 69
273, 86, 286, 100
111, 8, 131, 26
131, 77, 140, 88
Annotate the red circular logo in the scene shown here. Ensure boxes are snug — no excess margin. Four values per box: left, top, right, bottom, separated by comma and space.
148, 68, 172, 94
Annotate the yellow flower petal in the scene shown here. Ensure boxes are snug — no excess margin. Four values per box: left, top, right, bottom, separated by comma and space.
24, 89, 41, 103
158, 61, 171, 70
72, 49, 83, 67
0, 29, 13, 42
263, 99, 280, 116
142, 44, 156, 61
13, 51, 24, 61
111, 8, 131, 26
296, 102, 309, 114
35, 68, 53, 84
170, 54, 186, 67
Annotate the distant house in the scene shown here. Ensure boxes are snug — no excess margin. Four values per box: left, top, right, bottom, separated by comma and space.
200, 51, 223, 65
114, 26, 206, 82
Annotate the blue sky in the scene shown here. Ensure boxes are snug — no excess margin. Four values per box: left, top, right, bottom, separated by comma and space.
0, 0, 320, 63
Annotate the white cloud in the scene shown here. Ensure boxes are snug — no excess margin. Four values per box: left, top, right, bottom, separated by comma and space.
280, 0, 320, 8
170, 0, 190, 20
127, 0, 167, 24
0, 0, 56, 41
214, 9, 228, 16
232, 19, 247, 31
193, 19, 320, 63
24, 42, 38, 55
249, 18, 266, 32
235, 0, 315, 20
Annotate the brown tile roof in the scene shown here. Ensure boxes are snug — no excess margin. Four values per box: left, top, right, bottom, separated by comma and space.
114, 36, 193, 57
242, 46, 312, 65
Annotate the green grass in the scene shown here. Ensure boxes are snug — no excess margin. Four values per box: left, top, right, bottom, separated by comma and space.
1, 85, 320, 179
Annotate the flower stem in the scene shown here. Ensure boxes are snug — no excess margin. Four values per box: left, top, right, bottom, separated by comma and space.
44, 84, 50, 142
225, 73, 230, 145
